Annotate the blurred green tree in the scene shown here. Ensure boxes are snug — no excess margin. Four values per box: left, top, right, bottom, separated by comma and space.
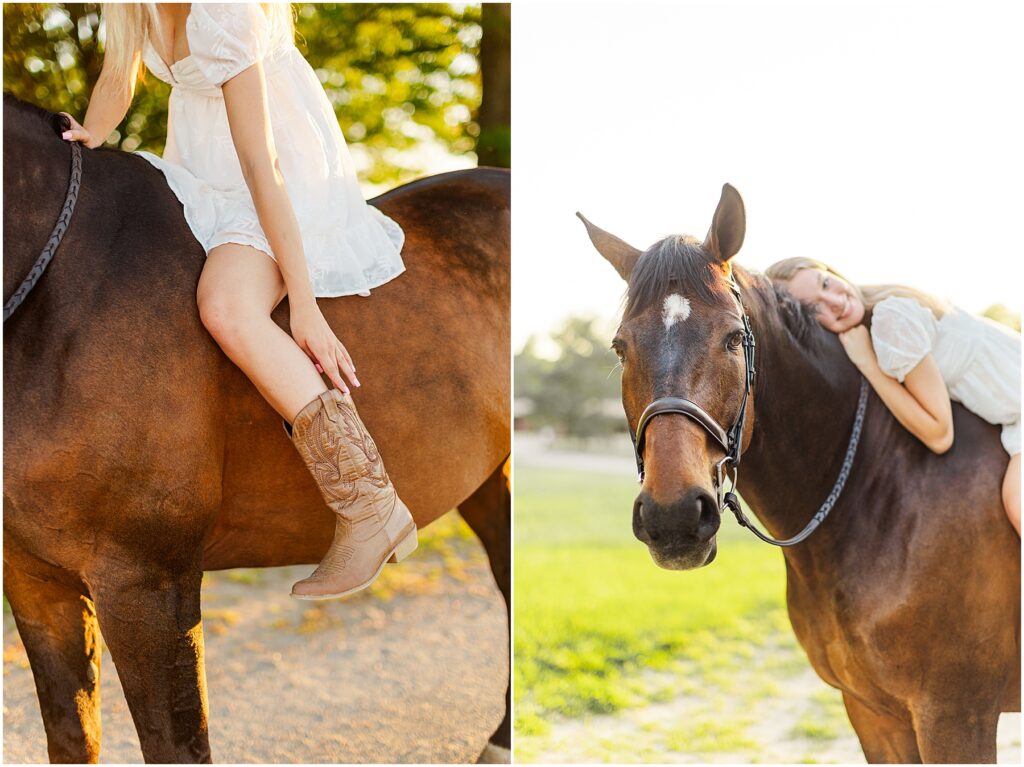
2, 3, 499, 186
515, 316, 624, 438
981, 304, 1020, 332
476, 2, 509, 167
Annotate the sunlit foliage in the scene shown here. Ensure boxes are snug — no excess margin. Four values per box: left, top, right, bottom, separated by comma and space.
3, 3, 489, 186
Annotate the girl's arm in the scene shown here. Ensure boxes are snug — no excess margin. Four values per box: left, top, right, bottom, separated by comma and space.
220, 61, 357, 393
839, 326, 954, 453
68, 50, 143, 148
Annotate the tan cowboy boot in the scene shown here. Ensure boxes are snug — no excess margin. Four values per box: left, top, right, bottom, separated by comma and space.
288, 387, 417, 599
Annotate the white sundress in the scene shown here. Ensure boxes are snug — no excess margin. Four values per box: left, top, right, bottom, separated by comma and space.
133, 2, 405, 298
871, 296, 1022, 456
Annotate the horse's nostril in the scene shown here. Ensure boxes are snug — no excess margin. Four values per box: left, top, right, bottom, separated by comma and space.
633, 494, 653, 544
695, 490, 721, 541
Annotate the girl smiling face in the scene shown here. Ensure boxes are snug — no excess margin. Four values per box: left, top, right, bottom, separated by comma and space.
783, 266, 866, 333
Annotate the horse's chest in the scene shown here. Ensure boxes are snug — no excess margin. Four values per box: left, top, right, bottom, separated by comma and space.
784, 571, 897, 703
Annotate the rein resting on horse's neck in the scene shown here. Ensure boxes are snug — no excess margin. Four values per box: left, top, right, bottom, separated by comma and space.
2, 97, 80, 319
3, 94, 202, 344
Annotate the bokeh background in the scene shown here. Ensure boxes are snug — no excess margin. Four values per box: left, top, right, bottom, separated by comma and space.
512, 1, 1021, 762
3, 3, 510, 762
3, 2, 510, 188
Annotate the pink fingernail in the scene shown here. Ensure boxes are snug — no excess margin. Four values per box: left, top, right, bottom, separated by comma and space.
62, 131, 71, 140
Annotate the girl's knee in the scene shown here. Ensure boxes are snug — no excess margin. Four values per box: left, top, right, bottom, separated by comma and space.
197, 288, 247, 349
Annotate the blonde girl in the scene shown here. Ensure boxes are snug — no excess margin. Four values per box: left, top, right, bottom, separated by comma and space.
766, 257, 1020, 536
59, 3, 417, 598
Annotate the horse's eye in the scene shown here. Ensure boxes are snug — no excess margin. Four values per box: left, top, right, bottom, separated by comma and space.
727, 331, 744, 351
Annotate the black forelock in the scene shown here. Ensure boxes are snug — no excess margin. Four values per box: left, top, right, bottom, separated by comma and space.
623, 234, 733, 320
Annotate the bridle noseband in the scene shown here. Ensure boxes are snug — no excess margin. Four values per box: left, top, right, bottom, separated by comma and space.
3, 141, 82, 323
628, 276, 869, 547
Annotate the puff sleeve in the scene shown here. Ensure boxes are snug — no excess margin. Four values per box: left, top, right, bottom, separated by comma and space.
189, 3, 270, 87
870, 297, 938, 382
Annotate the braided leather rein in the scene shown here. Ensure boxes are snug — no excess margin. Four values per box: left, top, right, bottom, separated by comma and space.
723, 377, 869, 547
3, 141, 83, 322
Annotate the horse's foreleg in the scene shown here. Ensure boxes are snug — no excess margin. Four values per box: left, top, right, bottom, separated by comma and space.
458, 459, 511, 757
92, 567, 212, 764
842, 693, 921, 763
3, 549, 102, 763
912, 702, 999, 763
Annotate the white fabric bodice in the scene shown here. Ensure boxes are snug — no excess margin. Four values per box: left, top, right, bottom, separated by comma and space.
133, 3, 405, 298
871, 296, 1021, 455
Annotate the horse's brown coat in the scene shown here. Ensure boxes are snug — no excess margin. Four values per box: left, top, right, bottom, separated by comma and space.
584, 184, 1020, 763
3, 95, 510, 763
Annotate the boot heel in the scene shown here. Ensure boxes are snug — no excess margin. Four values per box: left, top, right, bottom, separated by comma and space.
388, 527, 418, 563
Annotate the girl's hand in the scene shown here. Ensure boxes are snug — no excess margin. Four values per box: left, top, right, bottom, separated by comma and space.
289, 302, 359, 394
57, 113, 94, 146
838, 325, 877, 371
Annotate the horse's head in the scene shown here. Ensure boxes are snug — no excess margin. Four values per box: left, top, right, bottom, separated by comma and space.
579, 184, 753, 570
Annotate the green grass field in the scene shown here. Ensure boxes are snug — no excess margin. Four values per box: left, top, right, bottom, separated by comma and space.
514, 464, 857, 762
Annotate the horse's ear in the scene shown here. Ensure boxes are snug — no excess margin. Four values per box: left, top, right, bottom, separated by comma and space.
702, 183, 746, 265
576, 212, 642, 281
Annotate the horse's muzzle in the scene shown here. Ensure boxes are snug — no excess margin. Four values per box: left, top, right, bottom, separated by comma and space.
633, 487, 721, 570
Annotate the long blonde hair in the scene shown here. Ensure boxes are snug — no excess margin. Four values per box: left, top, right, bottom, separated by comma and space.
765, 256, 950, 320
100, 3, 295, 99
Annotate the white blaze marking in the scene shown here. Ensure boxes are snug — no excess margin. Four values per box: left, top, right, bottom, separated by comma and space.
662, 294, 691, 330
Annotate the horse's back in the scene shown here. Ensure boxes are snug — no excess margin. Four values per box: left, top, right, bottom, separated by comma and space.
5, 143, 509, 574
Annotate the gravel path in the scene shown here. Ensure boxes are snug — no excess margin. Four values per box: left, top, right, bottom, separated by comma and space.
3, 519, 508, 764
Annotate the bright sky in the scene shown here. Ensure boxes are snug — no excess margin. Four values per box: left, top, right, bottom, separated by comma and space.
511, 0, 1023, 351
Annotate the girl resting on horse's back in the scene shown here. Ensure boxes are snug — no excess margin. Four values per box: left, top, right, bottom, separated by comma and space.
767, 256, 1021, 537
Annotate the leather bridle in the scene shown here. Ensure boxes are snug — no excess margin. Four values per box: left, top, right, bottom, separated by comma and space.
628, 275, 869, 547
3, 141, 82, 323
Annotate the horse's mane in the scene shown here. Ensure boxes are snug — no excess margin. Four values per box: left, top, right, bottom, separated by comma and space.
767, 279, 832, 350
3, 92, 69, 139
624, 234, 734, 320
739, 267, 832, 350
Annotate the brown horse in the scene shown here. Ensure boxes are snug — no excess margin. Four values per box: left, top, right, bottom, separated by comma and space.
3, 94, 510, 763
581, 184, 1020, 763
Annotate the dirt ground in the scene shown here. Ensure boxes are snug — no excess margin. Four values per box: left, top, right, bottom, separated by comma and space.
3, 516, 508, 764
521, 654, 1022, 764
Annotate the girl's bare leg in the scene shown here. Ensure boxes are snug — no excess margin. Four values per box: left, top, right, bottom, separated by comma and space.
197, 243, 327, 421
1003, 453, 1020, 536
198, 245, 417, 599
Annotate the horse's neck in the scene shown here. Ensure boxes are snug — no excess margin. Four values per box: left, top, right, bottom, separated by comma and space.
737, 286, 864, 570
3, 123, 76, 290
4, 122, 166, 357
